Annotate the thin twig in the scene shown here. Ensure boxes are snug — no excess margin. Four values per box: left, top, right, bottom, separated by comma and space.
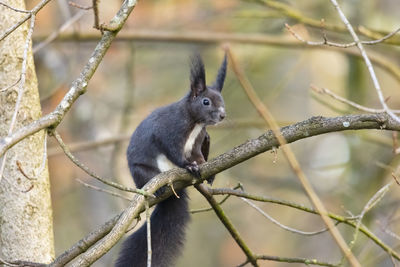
92, 0, 100, 30
76, 179, 131, 201
227, 46, 361, 267
52, 130, 153, 197
329, 0, 400, 124
240, 197, 331, 236
392, 173, 400, 186
362, 27, 400, 45
195, 184, 259, 266
191, 183, 243, 214
0, 1, 30, 13
48, 134, 130, 156
146, 200, 152, 267
311, 85, 400, 114
286, 23, 356, 48
33, 10, 87, 53
351, 183, 392, 249
0, 0, 52, 42
286, 23, 400, 48
254, 255, 339, 267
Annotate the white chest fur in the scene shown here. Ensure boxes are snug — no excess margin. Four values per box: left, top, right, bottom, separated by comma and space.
184, 123, 204, 158
156, 154, 176, 172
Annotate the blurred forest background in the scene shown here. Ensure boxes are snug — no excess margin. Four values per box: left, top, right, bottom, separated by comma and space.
24, 0, 400, 266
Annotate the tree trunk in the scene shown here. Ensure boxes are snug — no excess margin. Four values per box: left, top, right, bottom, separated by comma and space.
0, 0, 54, 263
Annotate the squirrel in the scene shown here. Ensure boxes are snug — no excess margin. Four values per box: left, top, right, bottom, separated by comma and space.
115, 53, 227, 267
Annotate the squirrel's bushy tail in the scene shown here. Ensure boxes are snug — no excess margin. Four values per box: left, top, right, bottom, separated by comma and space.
115, 190, 190, 267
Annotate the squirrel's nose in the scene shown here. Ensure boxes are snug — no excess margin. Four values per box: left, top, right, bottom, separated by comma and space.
219, 112, 226, 120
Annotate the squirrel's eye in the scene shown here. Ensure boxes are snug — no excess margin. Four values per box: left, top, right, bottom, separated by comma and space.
202, 98, 210, 106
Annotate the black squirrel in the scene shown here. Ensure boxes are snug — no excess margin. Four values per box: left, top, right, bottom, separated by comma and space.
115, 54, 227, 267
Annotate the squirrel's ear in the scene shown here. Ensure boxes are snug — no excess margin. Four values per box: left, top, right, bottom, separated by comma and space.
211, 53, 227, 92
190, 54, 206, 98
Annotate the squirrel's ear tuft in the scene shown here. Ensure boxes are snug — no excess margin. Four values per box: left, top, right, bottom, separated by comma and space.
212, 53, 227, 92
190, 53, 206, 98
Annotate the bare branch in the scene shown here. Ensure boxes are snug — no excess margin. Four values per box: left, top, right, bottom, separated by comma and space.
52, 130, 152, 197
0, 1, 30, 13
329, 0, 400, 124
48, 134, 130, 156
191, 183, 243, 214
285, 23, 357, 48
0, 0, 52, 42
286, 23, 400, 47
240, 197, 332, 236
195, 184, 259, 266
92, 0, 100, 30
351, 183, 392, 249
253, 255, 339, 267
76, 179, 132, 201
311, 85, 400, 114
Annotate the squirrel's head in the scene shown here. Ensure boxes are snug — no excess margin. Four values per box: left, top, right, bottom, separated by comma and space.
187, 53, 227, 125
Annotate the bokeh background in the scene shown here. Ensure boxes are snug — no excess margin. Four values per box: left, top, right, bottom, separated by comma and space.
27, 0, 400, 266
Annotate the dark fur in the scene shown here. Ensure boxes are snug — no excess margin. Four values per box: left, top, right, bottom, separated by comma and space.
115, 54, 227, 267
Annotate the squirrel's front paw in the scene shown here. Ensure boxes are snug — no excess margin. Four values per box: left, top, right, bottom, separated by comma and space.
185, 161, 201, 178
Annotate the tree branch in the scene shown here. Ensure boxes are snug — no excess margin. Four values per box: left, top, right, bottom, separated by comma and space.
329, 0, 400, 124
196, 184, 259, 266
0, 0, 52, 42
0, 0, 139, 158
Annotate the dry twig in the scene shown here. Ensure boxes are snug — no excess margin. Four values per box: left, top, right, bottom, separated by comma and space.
329, 0, 400, 124
311, 85, 400, 114
240, 197, 332, 236
52, 130, 153, 197
76, 178, 131, 201
286, 23, 400, 48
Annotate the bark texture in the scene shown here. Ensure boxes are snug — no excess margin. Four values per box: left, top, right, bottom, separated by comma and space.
0, 0, 54, 263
